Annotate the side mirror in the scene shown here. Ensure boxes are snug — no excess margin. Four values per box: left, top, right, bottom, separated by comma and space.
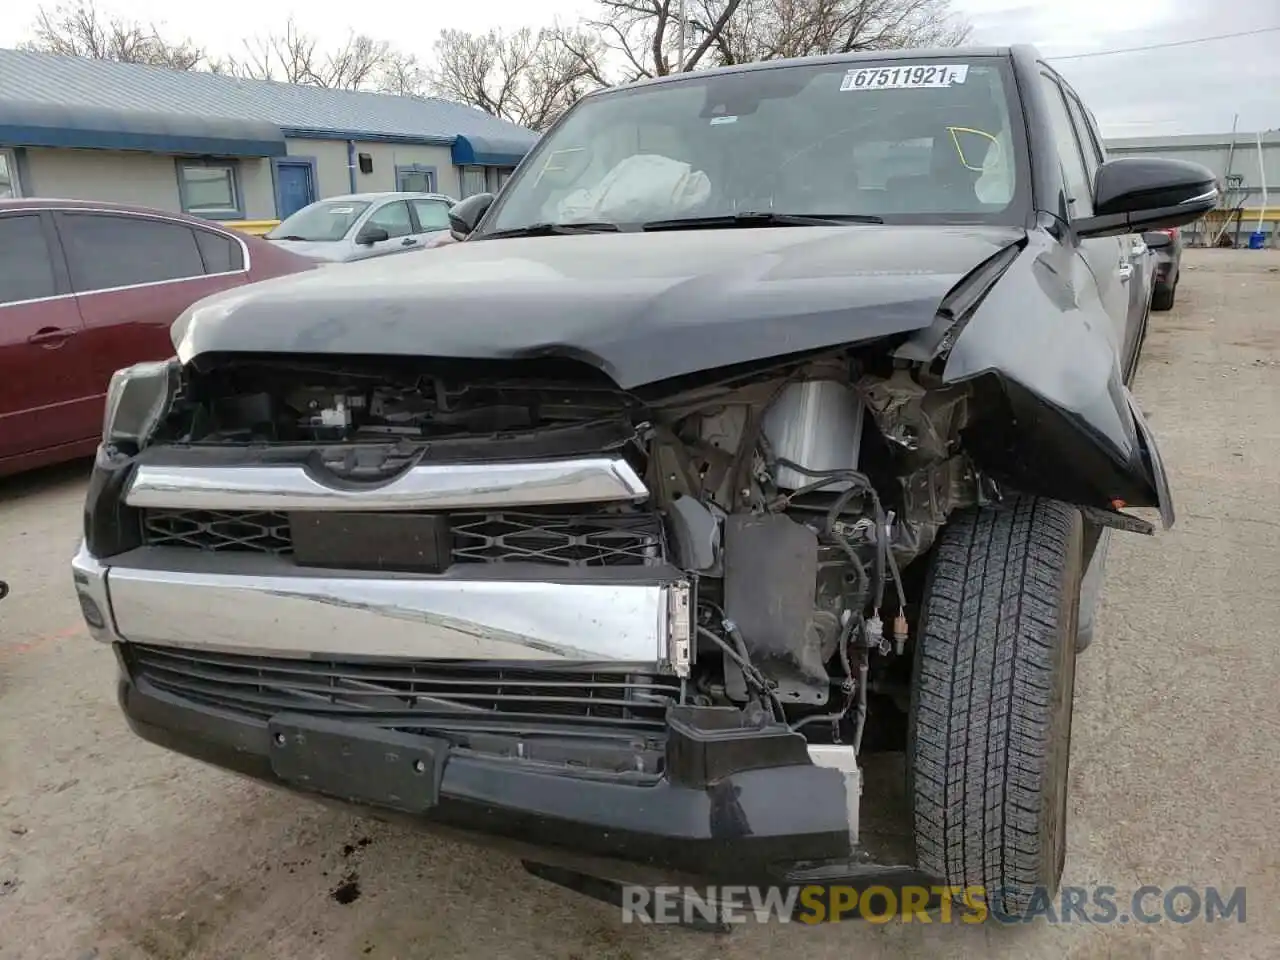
449, 193, 495, 240
1075, 157, 1218, 239
356, 225, 390, 245
1142, 230, 1174, 249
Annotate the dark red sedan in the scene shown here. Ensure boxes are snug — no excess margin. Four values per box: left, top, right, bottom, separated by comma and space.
0, 199, 315, 477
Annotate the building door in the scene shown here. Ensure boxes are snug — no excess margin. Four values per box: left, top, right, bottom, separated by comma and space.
276, 161, 316, 219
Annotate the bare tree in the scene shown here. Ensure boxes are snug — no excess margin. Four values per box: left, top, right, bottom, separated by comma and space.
213, 17, 395, 90
209, 20, 314, 84
429, 28, 606, 131
21, 0, 205, 70
578, 0, 969, 79
580, 0, 744, 79
708, 0, 970, 64
376, 50, 429, 98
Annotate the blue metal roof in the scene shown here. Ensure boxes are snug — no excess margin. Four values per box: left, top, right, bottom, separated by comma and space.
0, 99, 286, 157
0, 48, 537, 163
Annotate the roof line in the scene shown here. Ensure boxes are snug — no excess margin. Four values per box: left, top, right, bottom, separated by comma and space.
279, 126, 456, 146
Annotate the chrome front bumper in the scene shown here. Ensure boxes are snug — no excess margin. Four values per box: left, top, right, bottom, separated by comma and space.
72, 542, 691, 672
73, 451, 691, 672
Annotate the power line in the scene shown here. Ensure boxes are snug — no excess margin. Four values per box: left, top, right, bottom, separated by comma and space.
1047, 25, 1280, 61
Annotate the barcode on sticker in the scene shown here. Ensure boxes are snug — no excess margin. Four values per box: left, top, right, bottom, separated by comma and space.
840, 64, 969, 91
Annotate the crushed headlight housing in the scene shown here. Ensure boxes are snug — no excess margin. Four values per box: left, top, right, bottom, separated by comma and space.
101, 359, 181, 449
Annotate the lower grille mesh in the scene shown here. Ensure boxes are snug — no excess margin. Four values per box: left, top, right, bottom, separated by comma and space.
450, 511, 663, 566
140, 507, 665, 567
143, 509, 292, 555
128, 644, 681, 736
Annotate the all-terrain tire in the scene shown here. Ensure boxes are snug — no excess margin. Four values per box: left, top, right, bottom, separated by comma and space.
1151, 277, 1176, 311
908, 496, 1083, 917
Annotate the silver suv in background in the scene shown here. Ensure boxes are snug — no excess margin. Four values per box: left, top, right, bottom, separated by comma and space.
265, 192, 455, 263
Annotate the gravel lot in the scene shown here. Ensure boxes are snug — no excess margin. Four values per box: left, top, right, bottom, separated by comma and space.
2, 247, 1278, 959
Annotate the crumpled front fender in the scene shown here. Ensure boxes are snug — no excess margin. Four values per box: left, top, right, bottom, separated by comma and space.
938, 236, 1173, 528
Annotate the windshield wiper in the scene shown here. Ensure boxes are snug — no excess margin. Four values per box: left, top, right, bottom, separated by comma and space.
482, 221, 621, 239
642, 212, 883, 231
272, 234, 310, 241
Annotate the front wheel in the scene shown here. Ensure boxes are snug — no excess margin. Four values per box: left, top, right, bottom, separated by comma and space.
908, 496, 1083, 917
1151, 276, 1176, 311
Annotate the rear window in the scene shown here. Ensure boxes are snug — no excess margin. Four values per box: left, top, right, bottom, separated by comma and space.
411, 198, 452, 230
194, 229, 244, 273
59, 213, 205, 293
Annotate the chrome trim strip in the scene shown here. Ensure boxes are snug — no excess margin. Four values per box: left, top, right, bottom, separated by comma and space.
125, 458, 650, 511
1179, 188, 1219, 205
105, 558, 681, 664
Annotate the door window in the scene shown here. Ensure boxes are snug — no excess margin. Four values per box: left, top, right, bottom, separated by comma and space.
59, 213, 206, 293
0, 215, 57, 305
1064, 91, 1103, 180
1039, 73, 1095, 217
365, 201, 413, 238
410, 198, 452, 231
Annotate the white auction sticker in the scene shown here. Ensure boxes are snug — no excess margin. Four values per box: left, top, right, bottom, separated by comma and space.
840, 64, 969, 91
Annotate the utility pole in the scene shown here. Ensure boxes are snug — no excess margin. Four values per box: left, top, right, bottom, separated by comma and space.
677, 0, 686, 72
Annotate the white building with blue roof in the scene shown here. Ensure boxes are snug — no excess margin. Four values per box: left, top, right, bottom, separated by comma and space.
0, 47, 539, 222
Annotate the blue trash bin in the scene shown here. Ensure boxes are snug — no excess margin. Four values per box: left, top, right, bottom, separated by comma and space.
1249, 231, 1266, 249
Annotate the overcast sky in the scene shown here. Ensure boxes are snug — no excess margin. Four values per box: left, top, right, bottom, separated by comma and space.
1, 0, 1276, 137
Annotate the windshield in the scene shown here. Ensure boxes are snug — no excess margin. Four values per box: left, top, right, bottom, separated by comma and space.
481, 57, 1026, 235
267, 200, 372, 241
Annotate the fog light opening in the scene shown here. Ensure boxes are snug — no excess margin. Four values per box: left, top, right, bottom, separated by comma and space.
78, 593, 106, 630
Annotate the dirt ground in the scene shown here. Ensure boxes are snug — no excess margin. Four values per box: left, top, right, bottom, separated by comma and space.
2, 248, 1279, 959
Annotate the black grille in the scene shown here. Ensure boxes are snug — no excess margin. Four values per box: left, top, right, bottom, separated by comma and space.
128, 644, 680, 737
450, 510, 663, 566
143, 509, 293, 554
140, 507, 665, 567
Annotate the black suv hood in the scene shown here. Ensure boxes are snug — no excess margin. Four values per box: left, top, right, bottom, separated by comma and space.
175, 225, 1024, 388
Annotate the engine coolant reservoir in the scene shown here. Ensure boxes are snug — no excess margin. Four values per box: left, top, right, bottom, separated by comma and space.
761, 379, 865, 492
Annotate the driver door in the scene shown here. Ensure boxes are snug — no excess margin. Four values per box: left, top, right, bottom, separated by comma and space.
353, 200, 417, 259
1061, 83, 1143, 373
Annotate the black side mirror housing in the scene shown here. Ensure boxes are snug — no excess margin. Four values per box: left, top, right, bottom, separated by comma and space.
356, 225, 390, 245
449, 193, 495, 240
1142, 230, 1174, 249
1075, 157, 1218, 239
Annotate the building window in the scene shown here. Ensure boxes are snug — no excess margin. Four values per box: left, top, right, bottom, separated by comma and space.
460, 166, 487, 198
176, 160, 243, 219
396, 164, 437, 193
0, 149, 21, 198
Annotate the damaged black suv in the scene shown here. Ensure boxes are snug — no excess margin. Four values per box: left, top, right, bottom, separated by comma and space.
74, 46, 1215, 919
